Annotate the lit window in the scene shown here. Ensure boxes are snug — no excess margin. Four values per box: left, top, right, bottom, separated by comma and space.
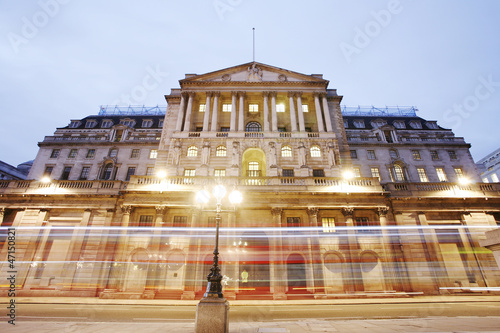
149, 149, 158, 159
248, 161, 260, 177
483, 177, 489, 183
214, 169, 225, 177
109, 148, 118, 158
394, 165, 405, 181
79, 166, 90, 180
222, 104, 232, 112
187, 146, 198, 157
353, 167, 361, 177
430, 150, 439, 160
146, 167, 154, 176
322, 217, 335, 233
142, 120, 153, 128
350, 150, 357, 159
86, 149, 95, 159
310, 145, 321, 157
353, 120, 365, 128
199, 104, 206, 112
367, 150, 376, 160
216, 145, 227, 157
50, 149, 60, 158
126, 167, 136, 181
276, 104, 285, 112
184, 169, 196, 177
302, 105, 309, 113
417, 168, 429, 182
454, 168, 464, 178
412, 150, 421, 160
249, 104, 259, 112
492, 174, 499, 182
370, 167, 380, 180
281, 145, 292, 157
448, 150, 457, 160
436, 167, 447, 182
130, 149, 140, 158
68, 149, 78, 158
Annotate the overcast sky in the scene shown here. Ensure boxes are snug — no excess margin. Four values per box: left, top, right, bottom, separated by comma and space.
1, 0, 499, 166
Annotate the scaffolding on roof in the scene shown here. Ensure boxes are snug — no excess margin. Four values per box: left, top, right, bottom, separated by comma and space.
98, 105, 166, 116
341, 106, 418, 117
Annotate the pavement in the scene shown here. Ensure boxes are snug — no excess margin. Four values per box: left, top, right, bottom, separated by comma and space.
1, 295, 500, 332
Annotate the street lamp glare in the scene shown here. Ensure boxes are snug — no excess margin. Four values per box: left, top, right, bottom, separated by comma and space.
459, 177, 470, 185
228, 190, 243, 205
343, 170, 354, 180
41, 176, 51, 183
196, 189, 211, 204
156, 170, 167, 179
213, 185, 227, 200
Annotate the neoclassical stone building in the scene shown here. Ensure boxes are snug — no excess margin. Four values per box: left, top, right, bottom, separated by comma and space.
1, 62, 499, 300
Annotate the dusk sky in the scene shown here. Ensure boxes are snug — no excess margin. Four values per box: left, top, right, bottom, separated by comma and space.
1, 0, 499, 167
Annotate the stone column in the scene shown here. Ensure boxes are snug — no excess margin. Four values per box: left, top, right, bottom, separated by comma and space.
0, 207, 4, 224
182, 208, 201, 299
341, 207, 361, 292
270, 91, 278, 132
377, 207, 396, 291
238, 91, 245, 131
175, 93, 187, 131
203, 92, 212, 132
271, 208, 286, 299
288, 92, 297, 132
230, 91, 237, 132
296, 92, 305, 132
210, 92, 220, 132
183, 92, 195, 132
263, 91, 270, 132
314, 93, 325, 132
307, 208, 324, 294
321, 94, 333, 132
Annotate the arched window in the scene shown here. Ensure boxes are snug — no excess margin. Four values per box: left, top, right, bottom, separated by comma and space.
281, 145, 292, 157
245, 122, 262, 132
394, 165, 405, 181
310, 145, 321, 157
187, 146, 198, 157
216, 145, 227, 157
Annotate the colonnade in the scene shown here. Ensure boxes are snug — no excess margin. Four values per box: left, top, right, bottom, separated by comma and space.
174, 91, 334, 133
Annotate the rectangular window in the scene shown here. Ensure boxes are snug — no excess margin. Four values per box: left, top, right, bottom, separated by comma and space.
367, 150, 376, 160
249, 104, 259, 112
287, 217, 301, 227
220, 127, 230, 132
355, 217, 372, 233
195, 127, 203, 132
86, 149, 95, 159
109, 148, 118, 157
454, 168, 464, 178
130, 149, 140, 158
389, 149, 398, 159
448, 150, 457, 160
278, 127, 287, 132
302, 104, 309, 113
126, 167, 136, 181
222, 104, 232, 112
44, 166, 54, 176
50, 149, 60, 158
184, 169, 195, 177
146, 167, 154, 176
313, 169, 325, 177
149, 149, 158, 159
483, 177, 489, 183
282, 169, 294, 177
322, 217, 335, 233
173, 216, 188, 227
214, 169, 226, 177
412, 150, 421, 160
417, 167, 429, 182
276, 104, 285, 112
370, 167, 380, 180
68, 149, 78, 158
199, 104, 206, 112
79, 166, 90, 180
353, 167, 361, 178
350, 150, 357, 159
492, 174, 499, 182
60, 166, 72, 180
430, 150, 439, 160
139, 215, 153, 227
436, 167, 447, 182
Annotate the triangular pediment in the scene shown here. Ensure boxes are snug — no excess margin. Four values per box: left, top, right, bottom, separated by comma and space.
180, 62, 328, 84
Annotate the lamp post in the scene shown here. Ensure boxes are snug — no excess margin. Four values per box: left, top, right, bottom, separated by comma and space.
195, 185, 242, 333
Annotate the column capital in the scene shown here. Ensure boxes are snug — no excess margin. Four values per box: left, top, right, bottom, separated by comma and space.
231, 91, 239, 96
288, 91, 296, 98
269, 91, 278, 98
271, 207, 283, 217
156, 205, 168, 214
121, 205, 132, 215
307, 207, 319, 217
341, 207, 354, 217
213, 91, 221, 98
238, 91, 246, 97
295, 91, 303, 97
377, 207, 389, 217
188, 91, 196, 97
262, 91, 270, 97
206, 91, 213, 97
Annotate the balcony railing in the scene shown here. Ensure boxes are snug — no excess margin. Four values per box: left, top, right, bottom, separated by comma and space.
385, 182, 500, 197
0, 179, 126, 195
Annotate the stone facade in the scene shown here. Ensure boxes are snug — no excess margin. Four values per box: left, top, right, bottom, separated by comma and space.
0, 62, 499, 300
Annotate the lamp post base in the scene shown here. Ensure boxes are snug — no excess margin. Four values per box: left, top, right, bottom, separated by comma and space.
195, 297, 229, 333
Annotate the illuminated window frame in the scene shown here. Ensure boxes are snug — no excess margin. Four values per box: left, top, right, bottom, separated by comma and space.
216, 145, 227, 157
302, 104, 309, 113
436, 167, 447, 182
417, 167, 429, 182
310, 145, 321, 157
322, 217, 335, 233
281, 145, 292, 157
187, 146, 198, 157
249, 104, 259, 112
149, 149, 158, 159
276, 104, 285, 112
222, 104, 232, 112
199, 104, 206, 112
